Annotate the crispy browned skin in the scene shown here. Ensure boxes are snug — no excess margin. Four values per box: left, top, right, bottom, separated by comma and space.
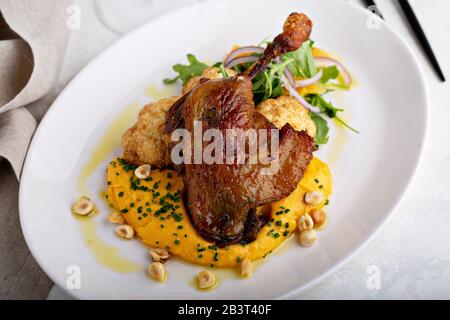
165, 13, 315, 246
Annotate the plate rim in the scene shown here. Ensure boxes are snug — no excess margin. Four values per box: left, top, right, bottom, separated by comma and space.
19, 0, 429, 300
279, 2, 430, 298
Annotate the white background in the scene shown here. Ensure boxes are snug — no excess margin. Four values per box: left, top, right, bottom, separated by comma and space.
40, 0, 450, 299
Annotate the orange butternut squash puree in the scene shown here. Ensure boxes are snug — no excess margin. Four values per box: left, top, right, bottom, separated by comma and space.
106, 157, 332, 268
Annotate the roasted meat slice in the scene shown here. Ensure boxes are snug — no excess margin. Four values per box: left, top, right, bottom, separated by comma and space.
165, 13, 315, 246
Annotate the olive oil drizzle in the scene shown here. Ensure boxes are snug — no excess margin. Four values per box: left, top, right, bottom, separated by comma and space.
77, 102, 141, 196
76, 102, 142, 273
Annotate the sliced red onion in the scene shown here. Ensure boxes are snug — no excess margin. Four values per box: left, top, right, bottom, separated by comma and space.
281, 76, 320, 113
273, 57, 296, 89
314, 56, 352, 87
224, 46, 265, 66
283, 66, 296, 88
225, 55, 259, 69
274, 57, 320, 112
295, 69, 323, 87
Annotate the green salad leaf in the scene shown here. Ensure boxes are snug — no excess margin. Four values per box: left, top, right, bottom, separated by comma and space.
163, 54, 208, 86
306, 93, 359, 134
306, 93, 342, 118
162, 41, 357, 147
320, 66, 339, 84
251, 58, 293, 104
213, 62, 229, 78
310, 113, 329, 145
282, 40, 317, 78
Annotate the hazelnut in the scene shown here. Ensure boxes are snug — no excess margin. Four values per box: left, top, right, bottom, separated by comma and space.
240, 258, 253, 278
297, 213, 314, 232
148, 262, 167, 282
310, 209, 328, 229
298, 230, 317, 247
134, 164, 151, 179
107, 211, 125, 224
71, 196, 94, 216
115, 224, 134, 239
304, 190, 324, 206
149, 248, 170, 263
197, 270, 216, 289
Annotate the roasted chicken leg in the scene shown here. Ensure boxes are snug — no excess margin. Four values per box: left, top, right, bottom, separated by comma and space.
165, 13, 316, 246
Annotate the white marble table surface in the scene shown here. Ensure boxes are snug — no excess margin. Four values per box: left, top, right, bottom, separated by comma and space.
37, 0, 450, 299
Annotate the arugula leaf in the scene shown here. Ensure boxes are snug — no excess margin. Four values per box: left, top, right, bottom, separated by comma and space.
163, 54, 209, 86
270, 58, 294, 77
282, 40, 317, 78
310, 113, 329, 145
251, 58, 293, 104
163, 77, 179, 85
253, 70, 280, 105
306, 94, 359, 133
320, 66, 339, 84
306, 93, 342, 118
213, 62, 229, 78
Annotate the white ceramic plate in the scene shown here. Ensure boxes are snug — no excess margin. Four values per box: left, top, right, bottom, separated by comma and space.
19, 0, 428, 299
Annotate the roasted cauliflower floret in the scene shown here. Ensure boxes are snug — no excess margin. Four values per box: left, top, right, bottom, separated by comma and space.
122, 96, 180, 168
182, 67, 237, 94
256, 96, 316, 138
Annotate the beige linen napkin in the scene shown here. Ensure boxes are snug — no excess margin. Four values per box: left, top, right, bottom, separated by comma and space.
0, 0, 71, 299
